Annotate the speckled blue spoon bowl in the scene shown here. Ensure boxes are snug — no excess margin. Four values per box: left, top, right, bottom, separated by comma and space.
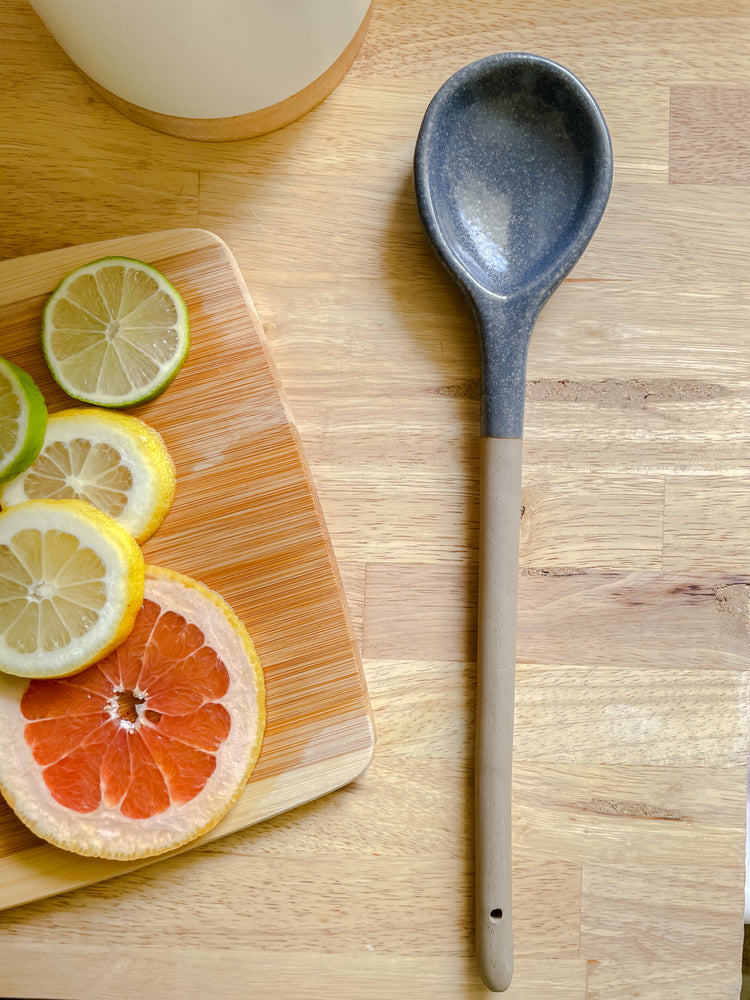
414, 52, 612, 993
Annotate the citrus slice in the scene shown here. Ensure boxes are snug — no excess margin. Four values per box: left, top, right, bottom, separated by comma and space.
0, 408, 177, 543
42, 257, 189, 408
0, 499, 145, 679
0, 564, 265, 860
0, 357, 48, 486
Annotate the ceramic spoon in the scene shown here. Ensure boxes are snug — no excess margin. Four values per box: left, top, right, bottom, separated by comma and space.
413, 52, 612, 992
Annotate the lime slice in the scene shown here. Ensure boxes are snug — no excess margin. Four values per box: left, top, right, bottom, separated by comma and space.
0, 408, 176, 543
0, 357, 48, 486
42, 257, 190, 408
0, 498, 145, 678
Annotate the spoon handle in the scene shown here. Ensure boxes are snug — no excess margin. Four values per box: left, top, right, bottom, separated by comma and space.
475, 435, 522, 993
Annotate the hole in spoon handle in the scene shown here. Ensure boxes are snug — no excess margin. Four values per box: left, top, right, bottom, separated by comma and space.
475, 436, 522, 993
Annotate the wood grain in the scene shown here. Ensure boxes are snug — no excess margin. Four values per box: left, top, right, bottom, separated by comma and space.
1, 0, 749, 997
670, 86, 750, 185
0, 228, 374, 909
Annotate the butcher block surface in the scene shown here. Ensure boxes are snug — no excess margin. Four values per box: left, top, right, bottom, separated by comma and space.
1, 2, 750, 999
0, 228, 374, 908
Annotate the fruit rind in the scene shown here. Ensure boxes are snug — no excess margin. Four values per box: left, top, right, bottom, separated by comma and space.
41, 256, 190, 408
0, 564, 265, 860
0, 356, 48, 486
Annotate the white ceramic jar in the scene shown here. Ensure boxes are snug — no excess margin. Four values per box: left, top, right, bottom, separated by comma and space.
29, 0, 372, 139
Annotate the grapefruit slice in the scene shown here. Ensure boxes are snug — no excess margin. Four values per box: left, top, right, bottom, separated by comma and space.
0, 565, 265, 860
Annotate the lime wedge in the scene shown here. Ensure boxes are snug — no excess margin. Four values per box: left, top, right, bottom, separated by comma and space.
0, 357, 48, 486
42, 257, 190, 408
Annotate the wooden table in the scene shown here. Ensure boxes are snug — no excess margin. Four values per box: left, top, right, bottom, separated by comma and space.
1, 1, 749, 997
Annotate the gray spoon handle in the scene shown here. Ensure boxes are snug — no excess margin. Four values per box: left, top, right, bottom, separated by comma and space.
475, 435, 522, 993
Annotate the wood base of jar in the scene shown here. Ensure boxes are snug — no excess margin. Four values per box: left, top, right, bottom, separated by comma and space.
81, 4, 371, 141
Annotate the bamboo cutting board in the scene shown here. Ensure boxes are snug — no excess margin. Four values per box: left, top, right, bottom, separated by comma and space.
0, 228, 374, 910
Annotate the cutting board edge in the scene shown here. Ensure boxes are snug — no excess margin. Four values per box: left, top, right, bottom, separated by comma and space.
0, 740, 374, 913
0, 227, 223, 290
205, 225, 375, 727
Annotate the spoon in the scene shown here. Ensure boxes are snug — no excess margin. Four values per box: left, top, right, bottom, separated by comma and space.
413, 52, 612, 992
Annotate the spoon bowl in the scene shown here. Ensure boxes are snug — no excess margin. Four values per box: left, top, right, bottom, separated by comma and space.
414, 52, 612, 993
416, 53, 612, 301
415, 52, 613, 438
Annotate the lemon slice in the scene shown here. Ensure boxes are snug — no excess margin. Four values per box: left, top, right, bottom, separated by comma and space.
1, 408, 177, 544
42, 257, 189, 408
0, 357, 48, 486
0, 499, 145, 678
